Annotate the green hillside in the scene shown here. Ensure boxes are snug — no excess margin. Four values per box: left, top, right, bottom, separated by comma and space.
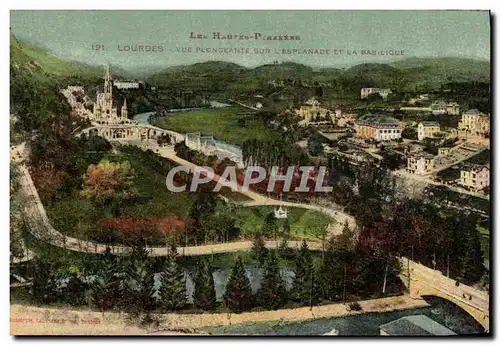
10, 36, 104, 133
148, 57, 490, 98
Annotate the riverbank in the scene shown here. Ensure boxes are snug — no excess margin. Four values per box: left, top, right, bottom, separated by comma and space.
10, 295, 429, 335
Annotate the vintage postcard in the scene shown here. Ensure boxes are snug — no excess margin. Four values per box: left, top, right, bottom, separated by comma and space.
9, 10, 490, 336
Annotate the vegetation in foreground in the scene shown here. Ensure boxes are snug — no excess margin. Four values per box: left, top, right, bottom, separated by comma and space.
16, 222, 405, 320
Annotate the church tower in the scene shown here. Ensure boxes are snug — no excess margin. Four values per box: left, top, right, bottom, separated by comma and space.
104, 65, 112, 95
121, 98, 128, 121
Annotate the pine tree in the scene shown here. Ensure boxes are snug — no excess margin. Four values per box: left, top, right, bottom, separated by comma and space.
136, 263, 156, 312
120, 256, 156, 312
283, 218, 291, 235
278, 237, 293, 259
461, 222, 486, 284
159, 246, 186, 311
193, 258, 217, 310
63, 270, 86, 307
258, 250, 286, 309
315, 258, 333, 302
292, 240, 315, 304
262, 212, 278, 239
31, 258, 58, 304
251, 231, 268, 266
224, 256, 252, 312
90, 267, 123, 312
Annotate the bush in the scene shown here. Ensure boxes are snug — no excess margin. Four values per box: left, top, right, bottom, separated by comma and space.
348, 302, 362, 311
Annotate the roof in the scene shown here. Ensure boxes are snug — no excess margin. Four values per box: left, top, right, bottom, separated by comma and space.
356, 114, 398, 126
420, 121, 440, 127
465, 109, 482, 115
409, 152, 435, 159
379, 315, 456, 336
461, 164, 489, 173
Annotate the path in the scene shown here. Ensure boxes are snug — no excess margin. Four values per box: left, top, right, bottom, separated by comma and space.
14, 137, 355, 258
10, 295, 429, 335
228, 99, 260, 111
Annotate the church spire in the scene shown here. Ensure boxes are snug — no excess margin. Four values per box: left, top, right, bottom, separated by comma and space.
104, 65, 112, 94
104, 65, 111, 81
121, 98, 128, 120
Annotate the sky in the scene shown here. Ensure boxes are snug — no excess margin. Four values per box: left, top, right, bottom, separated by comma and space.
10, 10, 491, 70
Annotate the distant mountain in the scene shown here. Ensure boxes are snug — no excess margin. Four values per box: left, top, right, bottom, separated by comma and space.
11, 35, 101, 79
147, 57, 490, 95
390, 57, 490, 85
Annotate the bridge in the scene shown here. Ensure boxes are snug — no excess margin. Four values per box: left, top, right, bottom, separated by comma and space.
80, 124, 185, 143
399, 257, 489, 332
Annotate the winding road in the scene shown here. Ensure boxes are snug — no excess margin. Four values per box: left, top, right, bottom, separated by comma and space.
14, 134, 356, 258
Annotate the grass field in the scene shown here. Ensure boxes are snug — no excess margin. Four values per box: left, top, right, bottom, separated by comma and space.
231, 206, 331, 240
153, 107, 278, 145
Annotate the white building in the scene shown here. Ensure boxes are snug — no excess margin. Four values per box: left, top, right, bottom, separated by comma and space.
417, 122, 441, 141
113, 81, 140, 90
407, 153, 435, 175
460, 165, 490, 191
360, 88, 392, 100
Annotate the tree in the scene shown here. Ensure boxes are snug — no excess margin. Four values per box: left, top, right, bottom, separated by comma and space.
61, 265, 86, 307
224, 256, 252, 312
81, 159, 136, 215
292, 240, 315, 304
258, 250, 286, 309
186, 186, 218, 244
30, 258, 58, 304
282, 218, 291, 235
460, 222, 486, 284
122, 256, 156, 312
262, 212, 278, 239
89, 258, 123, 312
251, 231, 268, 266
159, 246, 186, 311
193, 258, 217, 310
307, 134, 324, 156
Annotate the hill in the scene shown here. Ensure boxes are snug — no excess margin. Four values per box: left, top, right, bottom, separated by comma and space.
10, 36, 110, 133
390, 57, 490, 89
148, 57, 490, 97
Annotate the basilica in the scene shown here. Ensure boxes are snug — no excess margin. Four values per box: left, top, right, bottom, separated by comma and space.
92, 66, 132, 125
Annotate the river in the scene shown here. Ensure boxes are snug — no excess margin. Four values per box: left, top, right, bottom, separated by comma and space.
162, 267, 483, 335
201, 295, 485, 335
130, 107, 484, 336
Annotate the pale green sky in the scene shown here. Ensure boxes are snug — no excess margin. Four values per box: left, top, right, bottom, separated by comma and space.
10, 10, 490, 69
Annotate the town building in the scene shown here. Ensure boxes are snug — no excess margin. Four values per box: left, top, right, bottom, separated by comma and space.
354, 114, 401, 141
330, 109, 356, 127
295, 97, 330, 125
438, 147, 452, 156
92, 66, 132, 125
336, 114, 356, 127
417, 121, 441, 141
407, 153, 435, 175
360, 88, 392, 100
113, 80, 140, 90
379, 315, 456, 336
408, 94, 429, 105
460, 164, 490, 191
458, 109, 490, 137
431, 100, 447, 115
447, 102, 460, 115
